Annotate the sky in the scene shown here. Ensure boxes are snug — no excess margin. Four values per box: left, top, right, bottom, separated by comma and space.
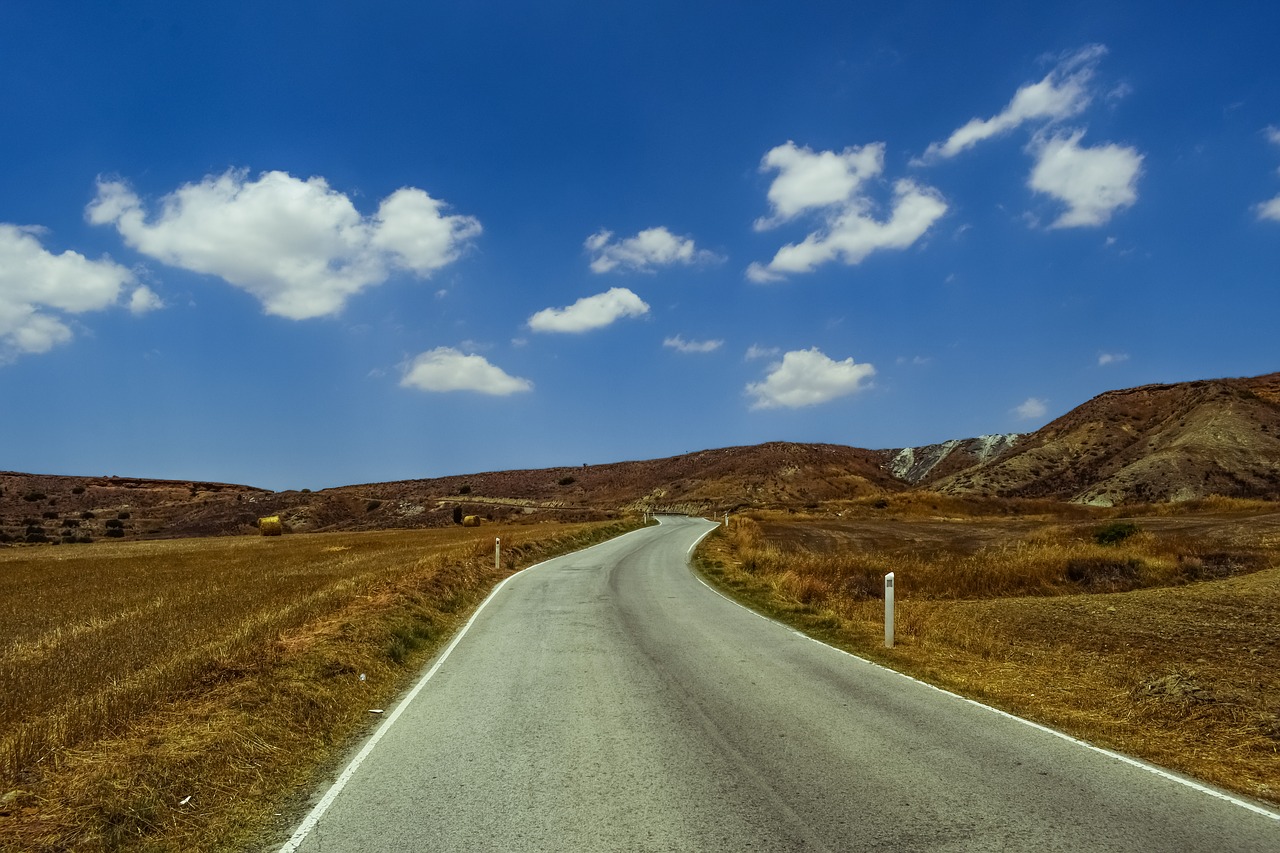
2, 1, 1278, 491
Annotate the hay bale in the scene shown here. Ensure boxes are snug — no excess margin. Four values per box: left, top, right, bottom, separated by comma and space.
258, 516, 283, 536
462, 515, 481, 527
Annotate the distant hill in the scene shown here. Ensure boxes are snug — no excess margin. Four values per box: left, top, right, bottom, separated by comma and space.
3, 372, 1278, 543
931, 373, 1280, 505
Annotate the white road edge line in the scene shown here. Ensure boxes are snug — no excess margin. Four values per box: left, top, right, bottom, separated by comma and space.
688, 537, 1280, 824
277, 524, 655, 853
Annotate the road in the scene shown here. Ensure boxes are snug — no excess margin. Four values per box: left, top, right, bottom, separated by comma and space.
276, 516, 1280, 851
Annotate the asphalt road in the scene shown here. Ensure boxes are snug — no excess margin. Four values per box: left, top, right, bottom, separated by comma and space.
276, 516, 1280, 852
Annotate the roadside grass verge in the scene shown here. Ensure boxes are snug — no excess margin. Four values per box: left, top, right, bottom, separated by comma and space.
0, 519, 642, 852
695, 513, 1280, 808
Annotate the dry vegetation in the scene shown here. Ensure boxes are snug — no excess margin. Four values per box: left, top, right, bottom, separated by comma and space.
696, 497, 1280, 807
0, 519, 640, 852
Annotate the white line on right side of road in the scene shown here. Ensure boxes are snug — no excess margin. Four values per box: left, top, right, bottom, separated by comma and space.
690, 574, 1280, 823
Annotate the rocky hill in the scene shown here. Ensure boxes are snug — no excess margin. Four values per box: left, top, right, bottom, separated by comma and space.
881, 434, 1023, 485
933, 373, 1280, 504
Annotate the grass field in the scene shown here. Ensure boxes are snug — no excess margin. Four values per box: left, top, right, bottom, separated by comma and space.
0, 519, 640, 852
696, 501, 1280, 808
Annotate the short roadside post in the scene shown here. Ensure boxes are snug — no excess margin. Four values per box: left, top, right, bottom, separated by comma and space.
884, 572, 895, 649
495, 537, 501, 571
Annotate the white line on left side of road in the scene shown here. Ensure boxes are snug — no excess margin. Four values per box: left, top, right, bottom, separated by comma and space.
277, 524, 655, 853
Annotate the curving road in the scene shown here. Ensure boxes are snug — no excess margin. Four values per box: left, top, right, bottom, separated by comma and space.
276, 516, 1280, 851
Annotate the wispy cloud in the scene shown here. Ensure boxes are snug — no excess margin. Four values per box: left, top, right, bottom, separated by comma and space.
1098, 352, 1129, 366
87, 169, 481, 320
585, 226, 720, 273
919, 45, 1107, 162
663, 335, 722, 354
745, 344, 780, 361
1014, 397, 1048, 420
527, 287, 649, 333
400, 347, 532, 395
748, 141, 946, 282
745, 347, 875, 409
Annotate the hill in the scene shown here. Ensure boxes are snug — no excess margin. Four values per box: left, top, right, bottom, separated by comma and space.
932, 372, 1280, 504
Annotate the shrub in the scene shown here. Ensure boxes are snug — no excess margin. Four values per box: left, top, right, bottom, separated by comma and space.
105, 519, 125, 529
104, 528, 125, 538
458, 485, 472, 495
71, 486, 86, 495
23, 492, 46, 502
558, 476, 576, 486
81, 511, 96, 520
365, 500, 382, 512
42, 511, 58, 520
452, 506, 464, 525
1093, 521, 1140, 545
117, 511, 131, 520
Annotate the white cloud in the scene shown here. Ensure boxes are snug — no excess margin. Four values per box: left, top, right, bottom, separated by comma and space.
745, 344, 780, 361
1256, 196, 1280, 222
1266, 126, 1280, 146
1015, 397, 1049, 419
128, 286, 164, 315
921, 45, 1107, 161
527, 287, 649, 333
87, 169, 480, 320
745, 347, 875, 410
750, 140, 947, 282
1028, 131, 1142, 227
1098, 352, 1129, 366
0, 224, 137, 360
663, 335, 723, 354
585, 227, 719, 273
400, 347, 532, 395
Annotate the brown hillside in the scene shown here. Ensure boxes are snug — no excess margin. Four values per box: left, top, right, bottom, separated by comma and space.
934, 373, 1280, 505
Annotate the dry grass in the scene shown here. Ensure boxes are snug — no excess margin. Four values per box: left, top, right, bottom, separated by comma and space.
0, 519, 640, 852
699, 510, 1280, 807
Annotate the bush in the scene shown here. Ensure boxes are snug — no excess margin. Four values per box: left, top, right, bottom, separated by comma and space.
71, 486, 86, 495
117, 511, 131, 520
1093, 521, 1140, 545
23, 492, 46, 502
42, 511, 58, 520
365, 500, 382, 512
104, 528, 125, 538
558, 476, 576, 486
452, 506, 464, 525
81, 511, 96, 520
458, 484, 472, 495
105, 519, 124, 529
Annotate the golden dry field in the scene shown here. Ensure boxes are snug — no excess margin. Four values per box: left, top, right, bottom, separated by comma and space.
0, 519, 639, 852
696, 500, 1280, 807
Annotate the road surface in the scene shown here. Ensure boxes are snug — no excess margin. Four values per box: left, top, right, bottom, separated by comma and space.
276, 516, 1280, 851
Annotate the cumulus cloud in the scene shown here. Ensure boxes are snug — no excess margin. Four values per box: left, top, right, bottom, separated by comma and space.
749, 141, 947, 282
1028, 131, 1142, 227
399, 347, 532, 395
1255, 127, 1280, 222
87, 169, 481, 320
663, 335, 722, 354
0, 224, 138, 360
1015, 397, 1049, 420
527, 287, 649, 333
745, 347, 875, 410
1098, 352, 1129, 366
921, 45, 1106, 162
128, 285, 164, 315
585, 227, 719, 273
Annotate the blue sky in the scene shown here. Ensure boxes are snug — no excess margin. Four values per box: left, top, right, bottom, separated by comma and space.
2, 1, 1277, 490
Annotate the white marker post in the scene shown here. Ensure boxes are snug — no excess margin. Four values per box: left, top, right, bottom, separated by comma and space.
884, 572, 895, 649
724, 512, 729, 528
495, 537, 501, 571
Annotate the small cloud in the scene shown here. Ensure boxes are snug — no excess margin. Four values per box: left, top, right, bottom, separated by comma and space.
746, 347, 875, 410
664, 335, 723, 354
400, 347, 532, 395
745, 344, 781, 361
1256, 197, 1280, 222
527, 287, 649, 333
585, 226, 720, 274
1028, 131, 1142, 228
128, 286, 164, 315
896, 355, 931, 366
1098, 352, 1129, 366
1266, 125, 1280, 146
1015, 397, 1049, 420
